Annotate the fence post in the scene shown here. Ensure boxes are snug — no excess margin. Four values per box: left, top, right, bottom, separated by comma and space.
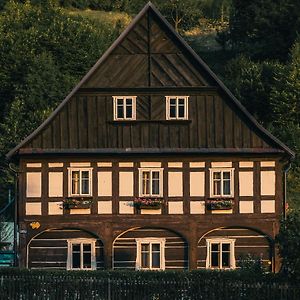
107, 277, 111, 300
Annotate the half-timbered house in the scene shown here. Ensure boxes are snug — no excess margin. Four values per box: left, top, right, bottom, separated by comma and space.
7, 2, 294, 272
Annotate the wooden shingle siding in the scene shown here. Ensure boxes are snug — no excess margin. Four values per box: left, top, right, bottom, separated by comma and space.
113, 228, 188, 270
25, 94, 269, 151
197, 228, 271, 269
28, 229, 104, 270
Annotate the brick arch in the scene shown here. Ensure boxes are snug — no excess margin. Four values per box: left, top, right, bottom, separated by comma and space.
197, 226, 273, 270
27, 227, 104, 270
112, 226, 188, 270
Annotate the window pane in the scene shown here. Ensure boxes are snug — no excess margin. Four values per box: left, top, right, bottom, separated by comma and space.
170, 105, 176, 118
222, 244, 230, 252
223, 172, 230, 179
213, 180, 221, 195
152, 252, 160, 268
83, 253, 92, 268
178, 105, 185, 118
152, 172, 160, 195
142, 172, 150, 195
141, 244, 150, 268
213, 172, 221, 180
222, 252, 230, 268
211, 244, 219, 252
81, 171, 90, 194
211, 252, 219, 267
117, 99, 124, 118
83, 244, 91, 252
72, 244, 81, 269
126, 105, 132, 118
72, 171, 80, 194
223, 180, 231, 195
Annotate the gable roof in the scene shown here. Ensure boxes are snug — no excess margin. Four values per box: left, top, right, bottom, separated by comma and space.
6, 2, 294, 159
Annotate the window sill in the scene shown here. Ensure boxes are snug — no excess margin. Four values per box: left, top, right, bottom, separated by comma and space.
109, 120, 191, 125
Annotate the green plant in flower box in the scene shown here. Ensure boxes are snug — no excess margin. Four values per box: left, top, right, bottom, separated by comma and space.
133, 198, 163, 209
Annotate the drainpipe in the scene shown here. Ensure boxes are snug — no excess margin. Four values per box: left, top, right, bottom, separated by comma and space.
283, 161, 291, 220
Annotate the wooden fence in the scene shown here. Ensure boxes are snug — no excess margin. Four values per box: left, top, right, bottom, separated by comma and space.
0, 273, 299, 300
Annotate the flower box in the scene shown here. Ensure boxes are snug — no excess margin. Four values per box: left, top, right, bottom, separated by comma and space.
63, 198, 93, 209
134, 198, 163, 209
206, 199, 233, 210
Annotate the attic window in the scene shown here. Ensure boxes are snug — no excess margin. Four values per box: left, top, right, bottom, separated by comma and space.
166, 96, 189, 120
113, 96, 136, 120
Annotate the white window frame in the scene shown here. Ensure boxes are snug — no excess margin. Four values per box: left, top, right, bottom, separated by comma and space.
67, 238, 96, 270
209, 168, 234, 198
135, 238, 166, 270
113, 96, 136, 120
138, 168, 163, 197
68, 168, 93, 197
206, 238, 236, 270
166, 96, 189, 120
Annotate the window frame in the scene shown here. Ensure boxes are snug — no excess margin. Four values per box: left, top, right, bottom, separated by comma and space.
68, 168, 93, 197
135, 238, 166, 270
165, 96, 189, 120
67, 238, 96, 270
113, 96, 137, 121
209, 168, 234, 198
138, 168, 164, 197
205, 238, 236, 270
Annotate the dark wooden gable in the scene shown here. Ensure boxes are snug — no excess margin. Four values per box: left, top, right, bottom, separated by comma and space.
81, 10, 208, 88
7, 2, 294, 159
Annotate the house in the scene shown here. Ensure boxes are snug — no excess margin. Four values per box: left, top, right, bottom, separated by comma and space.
7, 2, 294, 272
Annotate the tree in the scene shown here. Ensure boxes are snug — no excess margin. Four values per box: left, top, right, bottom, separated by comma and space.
227, 0, 300, 61
276, 210, 300, 281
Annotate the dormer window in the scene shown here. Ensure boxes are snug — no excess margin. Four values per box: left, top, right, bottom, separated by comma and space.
166, 96, 188, 120
113, 96, 136, 120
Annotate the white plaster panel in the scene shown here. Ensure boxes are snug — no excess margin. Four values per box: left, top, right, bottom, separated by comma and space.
168, 162, 183, 168
190, 201, 205, 214
97, 162, 112, 167
119, 162, 134, 167
69, 208, 91, 214
98, 201, 112, 214
261, 161, 275, 167
239, 201, 254, 214
48, 163, 63, 168
189, 162, 205, 168
261, 200, 275, 213
98, 172, 112, 196
119, 172, 134, 196
211, 162, 232, 168
239, 161, 254, 168
140, 162, 161, 167
26, 172, 42, 198
261, 171, 276, 195
119, 201, 134, 214
48, 172, 63, 197
70, 162, 91, 167
26, 203, 41, 215
168, 201, 183, 214
141, 209, 162, 214
190, 172, 205, 196
168, 172, 183, 197
239, 171, 253, 196
48, 202, 63, 215
26, 163, 41, 168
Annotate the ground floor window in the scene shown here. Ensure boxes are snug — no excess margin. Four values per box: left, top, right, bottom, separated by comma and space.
206, 238, 236, 269
135, 238, 166, 270
67, 239, 96, 270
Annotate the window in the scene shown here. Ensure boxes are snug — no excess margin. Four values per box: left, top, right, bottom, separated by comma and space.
166, 96, 188, 120
113, 96, 136, 120
210, 168, 234, 197
206, 239, 235, 269
67, 239, 96, 270
136, 238, 166, 270
139, 168, 163, 197
68, 168, 92, 196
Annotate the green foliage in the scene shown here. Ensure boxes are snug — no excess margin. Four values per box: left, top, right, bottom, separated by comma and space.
227, 0, 300, 61
277, 210, 300, 281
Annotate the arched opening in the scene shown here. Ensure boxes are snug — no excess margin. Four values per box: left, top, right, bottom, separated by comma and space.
197, 226, 273, 271
27, 227, 104, 270
113, 227, 188, 271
